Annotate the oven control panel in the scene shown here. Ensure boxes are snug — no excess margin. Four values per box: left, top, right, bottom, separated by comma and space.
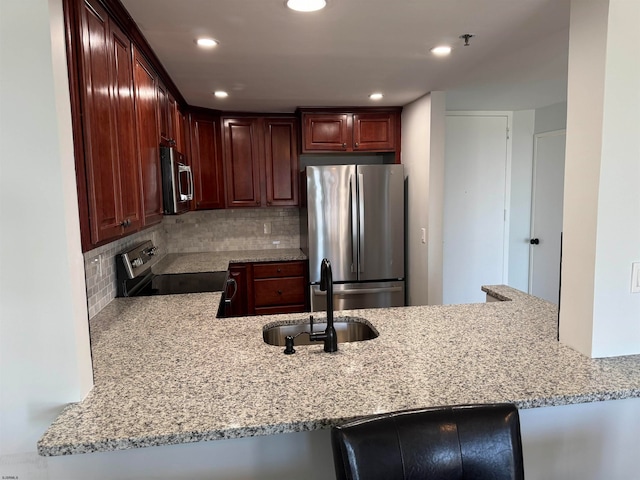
118, 240, 160, 279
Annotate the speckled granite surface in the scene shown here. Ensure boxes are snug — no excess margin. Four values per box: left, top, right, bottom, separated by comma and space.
38, 285, 640, 456
153, 249, 307, 274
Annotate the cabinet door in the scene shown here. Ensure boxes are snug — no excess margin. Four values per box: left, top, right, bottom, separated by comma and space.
133, 48, 163, 225
157, 80, 169, 142
226, 264, 249, 317
223, 118, 262, 207
264, 118, 299, 206
175, 110, 187, 154
110, 22, 142, 231
167, 92, 177, 145
79, 0, 122, 243
190, 114, 225, 209
302, 114, 350, 151
352, 113, 397, 151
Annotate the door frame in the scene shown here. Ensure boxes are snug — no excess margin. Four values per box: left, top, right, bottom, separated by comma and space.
528, 128, 566, 296
445, 111, 513, 285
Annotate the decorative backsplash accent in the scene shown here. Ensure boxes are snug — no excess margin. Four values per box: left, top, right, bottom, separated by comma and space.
162, 208, 300, 253
84, 208, 301, 318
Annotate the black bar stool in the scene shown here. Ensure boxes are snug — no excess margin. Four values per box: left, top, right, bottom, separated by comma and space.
331, 403, 524, 480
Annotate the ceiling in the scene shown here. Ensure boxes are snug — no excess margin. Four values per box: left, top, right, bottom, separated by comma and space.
120, 0, 571, 113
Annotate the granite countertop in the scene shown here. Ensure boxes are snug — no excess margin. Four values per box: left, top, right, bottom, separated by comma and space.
38, 286, 640, 456
152, 249, 307, 275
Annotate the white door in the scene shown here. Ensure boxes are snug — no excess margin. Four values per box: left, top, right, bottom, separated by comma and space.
443, 114, 509, 304
529, 130, 566, 304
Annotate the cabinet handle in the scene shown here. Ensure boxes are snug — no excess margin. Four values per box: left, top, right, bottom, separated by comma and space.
256, 200, 260, 205
342, 143, 347, 148
277, 290, 282, 295
277, 268, 281, 273
266, 201, 271, 206
120, 219, 130, 227
354, 142, 359, 148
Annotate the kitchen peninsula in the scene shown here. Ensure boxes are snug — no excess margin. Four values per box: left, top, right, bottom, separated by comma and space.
38, 285, 640, 456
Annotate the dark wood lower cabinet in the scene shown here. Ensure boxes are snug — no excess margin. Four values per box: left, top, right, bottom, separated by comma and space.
250, 261, 309, 315
223, 260, 309, 317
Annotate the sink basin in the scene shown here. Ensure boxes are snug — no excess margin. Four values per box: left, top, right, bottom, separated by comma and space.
263, 317, 378, 346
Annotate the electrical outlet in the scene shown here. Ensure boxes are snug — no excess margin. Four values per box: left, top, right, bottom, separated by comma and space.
631, 262, 640, 293
263, 222, 272, 235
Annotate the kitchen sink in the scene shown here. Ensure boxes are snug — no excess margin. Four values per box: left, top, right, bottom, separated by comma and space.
263, 317, 378, 346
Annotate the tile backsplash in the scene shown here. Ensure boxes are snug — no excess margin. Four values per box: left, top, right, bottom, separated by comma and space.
162, 208, 300, 253
83, 224, 167, 318
84, 208, 301, 318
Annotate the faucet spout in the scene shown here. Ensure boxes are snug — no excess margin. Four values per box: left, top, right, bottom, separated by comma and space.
311, 258, 338, 352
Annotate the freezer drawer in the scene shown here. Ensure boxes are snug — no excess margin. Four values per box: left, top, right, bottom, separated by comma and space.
311, 281, 405, 312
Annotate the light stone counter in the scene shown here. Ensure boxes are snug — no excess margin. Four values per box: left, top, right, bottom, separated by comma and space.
38, 286, 640, 456
152, 249, 307, 274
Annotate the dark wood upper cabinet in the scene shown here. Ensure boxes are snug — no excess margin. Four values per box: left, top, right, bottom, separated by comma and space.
110, 22, 142, 232
302, 114, 349, 151
66, 0, 190, 250
190, 113, 225, 209
264, 118, 298, 207
221, 116, 299, 208
175, 109, 187, 155
353, 112, 397, 151
300, 109, 401, 158
156, 80, 169, 142
132, 47, 163, 226
222, 118, 263, 208
78, 0, 140, 244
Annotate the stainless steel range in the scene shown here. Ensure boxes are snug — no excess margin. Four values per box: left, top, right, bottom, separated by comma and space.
115, 241, 226, 297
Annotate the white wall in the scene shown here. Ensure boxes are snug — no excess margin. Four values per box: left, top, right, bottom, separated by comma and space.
508, 110, 535, 292
560, 0, 640, 357
0, 0, 93, 466
401, 92, 445, 306
534, 101, 567, 134
590, 0, 640, 356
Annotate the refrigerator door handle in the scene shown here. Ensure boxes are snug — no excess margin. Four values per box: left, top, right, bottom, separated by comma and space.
358, 172, 365, 273
350, 173, 358, 273
313, 286, 403, 296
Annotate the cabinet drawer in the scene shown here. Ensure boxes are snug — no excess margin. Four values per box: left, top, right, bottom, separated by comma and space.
254, 277, 306, 307
253, 261, 305, 279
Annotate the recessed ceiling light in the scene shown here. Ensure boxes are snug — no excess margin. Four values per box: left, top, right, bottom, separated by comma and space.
286, 0, 327, 12
196, 38, 218, 48
214, 91, 228, 98
430, 45, 452, 56
369, 93, 384, 100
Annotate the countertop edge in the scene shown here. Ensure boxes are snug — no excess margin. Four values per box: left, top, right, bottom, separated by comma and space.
37, 389, 640, 457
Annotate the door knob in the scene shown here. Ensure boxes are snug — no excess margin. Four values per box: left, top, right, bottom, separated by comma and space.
530, 238, 540, 245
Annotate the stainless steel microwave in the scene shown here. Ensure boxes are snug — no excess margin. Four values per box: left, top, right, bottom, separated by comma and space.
160, 146, 193, 214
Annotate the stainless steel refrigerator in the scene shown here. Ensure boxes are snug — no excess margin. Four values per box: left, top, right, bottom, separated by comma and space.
301, 164, 405, 311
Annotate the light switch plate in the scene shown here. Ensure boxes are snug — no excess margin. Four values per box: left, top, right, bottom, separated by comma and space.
421, 228, 426, 244
631, 262, 640, 293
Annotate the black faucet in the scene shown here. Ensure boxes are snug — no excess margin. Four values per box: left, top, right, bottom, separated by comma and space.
309, 258, 338, 352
